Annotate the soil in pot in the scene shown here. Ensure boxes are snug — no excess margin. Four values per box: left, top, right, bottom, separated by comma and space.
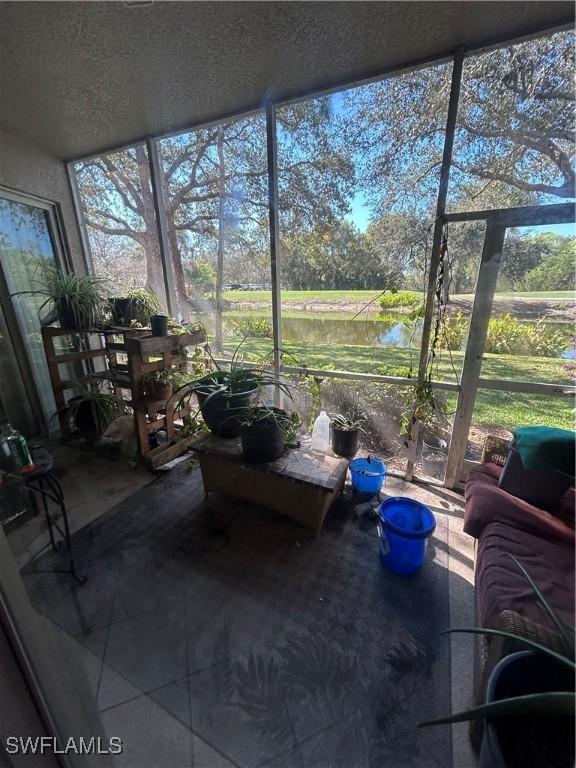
331, 427, 360, 458
241, 409, 287, 463
196, 386, 257, 438
482, 651, 575, 768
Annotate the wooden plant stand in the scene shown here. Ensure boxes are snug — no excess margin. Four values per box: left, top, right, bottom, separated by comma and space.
42, 325, 206, 469
126, 330, 206, 470
41, 326, 143, 438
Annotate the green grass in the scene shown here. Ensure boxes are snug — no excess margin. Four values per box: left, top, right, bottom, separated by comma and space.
223, 289, 575, 304
221, 337, 574, 431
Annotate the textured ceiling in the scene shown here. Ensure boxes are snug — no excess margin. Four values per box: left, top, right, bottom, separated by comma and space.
0, 1, 573, 160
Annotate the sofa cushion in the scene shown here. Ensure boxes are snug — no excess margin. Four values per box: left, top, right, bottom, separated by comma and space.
464, 463, 574, 542
476, 520, 575, 630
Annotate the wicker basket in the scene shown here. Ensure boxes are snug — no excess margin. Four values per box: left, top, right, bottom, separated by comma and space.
481, 434, 511, 467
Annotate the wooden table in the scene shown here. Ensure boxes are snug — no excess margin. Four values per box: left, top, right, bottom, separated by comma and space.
190, 433, 349, 535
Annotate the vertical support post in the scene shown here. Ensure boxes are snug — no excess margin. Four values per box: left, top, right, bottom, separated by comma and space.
405, 47, 465, 481
443, 221, 506, 487
265, 101, 283, 405
146, 137, 178, 318
67, 162, 96, 276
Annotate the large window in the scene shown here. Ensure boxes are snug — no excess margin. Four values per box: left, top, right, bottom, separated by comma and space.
157, 113, 271, 359
73, 144, 167, 307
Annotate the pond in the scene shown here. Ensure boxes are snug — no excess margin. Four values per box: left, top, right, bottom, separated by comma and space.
223, 312, 574, 358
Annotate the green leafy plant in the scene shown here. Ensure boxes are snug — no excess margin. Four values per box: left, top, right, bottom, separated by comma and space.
61, 380, 130, 436
238, 405, 299, 433
123, 288, 162, 325
419, 555, 575, 728
379, 290, 423, 313
441, 312, 568, 358
13, 258, 109, 329
329, 413, 366, 432
226, 316, 273, 339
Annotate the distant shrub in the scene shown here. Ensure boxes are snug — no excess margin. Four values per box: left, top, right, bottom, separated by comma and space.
441, 312, 568, 358
379, 291, 423, 312
227, 316, 273, 339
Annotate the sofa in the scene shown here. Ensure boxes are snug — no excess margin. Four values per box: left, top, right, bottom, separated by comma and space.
463, 459, 575, 750
464, 461, 575, 634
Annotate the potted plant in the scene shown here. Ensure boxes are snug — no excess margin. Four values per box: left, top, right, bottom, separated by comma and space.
144, 369, 174, 401
14, 258, 109, 330
329, 413, 365, 458
420, 556, 575, 768
238, 406, 299, 463
62, 381, 130, 441
109, 288, 162, 327
184, 367, 290, 437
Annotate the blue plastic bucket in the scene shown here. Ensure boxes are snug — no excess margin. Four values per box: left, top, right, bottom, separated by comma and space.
350, 457, 386, 495
378, 497, 436, 575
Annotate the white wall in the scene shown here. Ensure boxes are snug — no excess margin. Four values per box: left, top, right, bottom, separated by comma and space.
0, 126, 86, 273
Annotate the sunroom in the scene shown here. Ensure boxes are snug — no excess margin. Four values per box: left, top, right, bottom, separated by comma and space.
0, 3, 574, 768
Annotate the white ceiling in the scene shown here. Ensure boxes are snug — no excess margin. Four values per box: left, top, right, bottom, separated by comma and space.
0, 1, 573, 160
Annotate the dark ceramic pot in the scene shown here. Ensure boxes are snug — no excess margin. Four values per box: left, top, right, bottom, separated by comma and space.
481, 651, 574, 768
241, 409, 287, 463
331, 426, 360, 458
151, 315, 168, 336
196, 386, 257, 438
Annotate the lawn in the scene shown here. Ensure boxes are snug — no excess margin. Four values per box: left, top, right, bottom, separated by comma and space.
223, 289, 575, 304
221, 337, 574, 431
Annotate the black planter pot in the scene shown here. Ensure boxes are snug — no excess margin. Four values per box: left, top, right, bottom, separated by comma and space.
57, 298, 79, 330
69, 397, 97, 437
241, 409, 287, 463
196, 386, 257, 437
109, 298, 130, 326
151, 314, 168, 336
331, 426, 360, 458
481, 651, 574, 768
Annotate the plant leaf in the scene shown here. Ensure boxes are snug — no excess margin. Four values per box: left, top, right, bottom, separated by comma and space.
506, 554, 575, 652
419, 691, 575, 727
442, 628, 575, 670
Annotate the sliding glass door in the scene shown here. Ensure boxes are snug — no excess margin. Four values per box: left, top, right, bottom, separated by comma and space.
0, 189, 67, 435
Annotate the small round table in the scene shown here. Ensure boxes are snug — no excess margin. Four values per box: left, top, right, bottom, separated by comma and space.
24, 447, 86, 584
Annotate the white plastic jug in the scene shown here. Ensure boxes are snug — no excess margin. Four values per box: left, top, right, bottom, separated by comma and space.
311, 410, 330, 453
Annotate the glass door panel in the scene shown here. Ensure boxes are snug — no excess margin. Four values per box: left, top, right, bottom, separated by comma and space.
0, 195, 60, 432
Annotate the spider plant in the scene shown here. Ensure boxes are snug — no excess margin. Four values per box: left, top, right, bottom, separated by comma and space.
13, 258, 109, 329
61, 380, 130, 438
236, 405, 300, 462
329, 413, 366, 432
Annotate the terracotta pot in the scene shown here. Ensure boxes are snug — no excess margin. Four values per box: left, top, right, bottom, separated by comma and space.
149, 381, 172, 401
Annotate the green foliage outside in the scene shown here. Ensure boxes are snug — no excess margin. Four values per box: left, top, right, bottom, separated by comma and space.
378, 291, 422, 311
441, 312, 570, 357
226, 315, 273, 338
186, 259, 216, 294
524, 236, 576, 292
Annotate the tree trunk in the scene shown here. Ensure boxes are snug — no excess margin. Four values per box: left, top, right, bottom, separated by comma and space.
135, 145, 166, 303
214, 125, 226, 353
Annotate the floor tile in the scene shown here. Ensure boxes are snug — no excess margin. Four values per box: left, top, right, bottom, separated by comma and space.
100, 694, 193, 768
187, 653, 297, 768
105, 604, 187, 693
149, 677, 190, 729
98, 663, 142, 711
